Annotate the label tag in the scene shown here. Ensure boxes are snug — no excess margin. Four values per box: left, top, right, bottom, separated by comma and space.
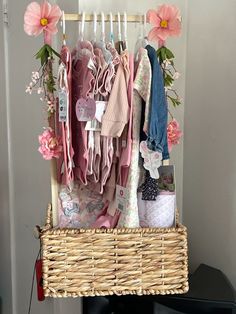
115, 184, 128, 212
85, 119, 102, 131
58, 90, 68, 122
95, 101, 107, 122
76, 97, 96, 122
140, 141, 162, 179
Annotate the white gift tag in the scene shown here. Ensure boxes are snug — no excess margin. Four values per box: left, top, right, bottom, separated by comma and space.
58, 90, 68, 122
115, 184, 127, 212
140, 141, 162, 179
95, 101, 107, 122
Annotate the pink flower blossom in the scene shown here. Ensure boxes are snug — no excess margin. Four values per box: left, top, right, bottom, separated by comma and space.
147, 4, 181, 46
167, 119, 183, 152
24, 1, 61, 45
38, 128, 63, 160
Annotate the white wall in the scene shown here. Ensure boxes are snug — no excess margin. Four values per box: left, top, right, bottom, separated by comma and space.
0, 0, 186, 313
183, 0, 236, 288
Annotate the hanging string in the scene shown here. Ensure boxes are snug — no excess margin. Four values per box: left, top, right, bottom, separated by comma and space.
27, 248, 41, 314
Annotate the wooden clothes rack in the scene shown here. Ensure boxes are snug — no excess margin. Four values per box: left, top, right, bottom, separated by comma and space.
51, 12, 147, 226
64, 13, 145, 23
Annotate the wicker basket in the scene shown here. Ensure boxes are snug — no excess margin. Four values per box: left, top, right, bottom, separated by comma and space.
40, 204, 188, 297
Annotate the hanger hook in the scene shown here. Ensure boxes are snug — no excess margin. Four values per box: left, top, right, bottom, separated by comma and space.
62, 10, 66, 45
117, 12, 121, 42
143, 13, 147, 37
93, 11, 97, 42
123, 12, 128, 49
81, 11, 85, 40
101, 12, 105, 43
109, 12, 114, 46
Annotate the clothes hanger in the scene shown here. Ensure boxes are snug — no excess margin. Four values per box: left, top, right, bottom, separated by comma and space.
93, 11, 97, 43
142, 13, 149, 47
80, 11, 85, 41
109, 12, 114, 47
134, 14, 143, 59
61, 10, 66, 46
101, 11, 105, 43
94, 12, 112, 63
117, 12, 123, 53
123, 11, 128, 50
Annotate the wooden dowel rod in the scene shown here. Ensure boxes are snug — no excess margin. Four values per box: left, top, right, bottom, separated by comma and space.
64, 13, 144, 23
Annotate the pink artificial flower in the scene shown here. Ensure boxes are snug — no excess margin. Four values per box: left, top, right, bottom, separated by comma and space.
38, 128, 63, 160
147, 4, 181, 46
167, 119, 183, 152
24, 1, 62, 45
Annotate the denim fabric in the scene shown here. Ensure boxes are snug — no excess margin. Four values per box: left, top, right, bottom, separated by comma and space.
146, 45, 169, 160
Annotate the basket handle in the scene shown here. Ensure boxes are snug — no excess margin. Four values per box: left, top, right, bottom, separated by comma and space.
175, 207, 180, 225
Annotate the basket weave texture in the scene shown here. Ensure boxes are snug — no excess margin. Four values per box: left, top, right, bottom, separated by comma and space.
41, 204, 189, 297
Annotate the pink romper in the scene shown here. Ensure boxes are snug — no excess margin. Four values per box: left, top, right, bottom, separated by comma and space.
71, 41, 96, 185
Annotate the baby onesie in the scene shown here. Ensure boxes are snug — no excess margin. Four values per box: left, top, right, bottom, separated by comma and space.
101, 54, 130, 138
71, 40, 96, 185
56, 45, 74, 188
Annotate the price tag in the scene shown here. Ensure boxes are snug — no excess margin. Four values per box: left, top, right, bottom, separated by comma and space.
58, 90, 68, 122
115, 184, 128, 212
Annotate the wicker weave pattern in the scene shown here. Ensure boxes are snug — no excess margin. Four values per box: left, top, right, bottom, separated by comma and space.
41, 206, 188, 297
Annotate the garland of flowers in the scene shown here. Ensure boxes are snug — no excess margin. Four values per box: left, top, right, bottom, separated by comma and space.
147, 4, 183, 152
24, 1, 183, 158
24, 0, 63, 159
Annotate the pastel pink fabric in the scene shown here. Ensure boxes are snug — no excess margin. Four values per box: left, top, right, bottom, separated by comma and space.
100, 137, 114, 194
93, 131, 102, 183
71, 41, 96, 185
118, 53, 134, 186
147, 4, 181, 45
57, 45, 74, 187
24, 1, 61, 45
101, 54, 130, 137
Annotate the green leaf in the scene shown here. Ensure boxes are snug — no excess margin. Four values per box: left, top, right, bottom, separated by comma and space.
40, 50, 49, 66
164, 73, 174, 86
51, 47, 61, 59
35, 45, 46, 59
165, 47, 175, 59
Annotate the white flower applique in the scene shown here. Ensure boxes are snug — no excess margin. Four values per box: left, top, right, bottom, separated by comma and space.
140, 141, 162, 179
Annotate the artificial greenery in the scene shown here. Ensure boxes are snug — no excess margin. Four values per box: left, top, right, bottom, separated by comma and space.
157, 46, 182, 108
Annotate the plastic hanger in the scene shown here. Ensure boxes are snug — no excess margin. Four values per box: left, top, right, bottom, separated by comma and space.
61, 10, 66, 46
93, 11, 97, 43
117, 12, 123, 53
101, 12, 105, 43
123, 12, 128, 50
142, 13, 149, 46
134, 14, 143, 59
80, 11, 85, 41
94, 12, 112, 63
109, 12, 114, 47
117, 12, 122, 42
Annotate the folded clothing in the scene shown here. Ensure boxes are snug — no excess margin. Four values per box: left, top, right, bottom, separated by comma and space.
138, 192, 176, 228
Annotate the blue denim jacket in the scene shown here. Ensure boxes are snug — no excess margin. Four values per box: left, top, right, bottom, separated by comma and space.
146, 45, 169, 160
